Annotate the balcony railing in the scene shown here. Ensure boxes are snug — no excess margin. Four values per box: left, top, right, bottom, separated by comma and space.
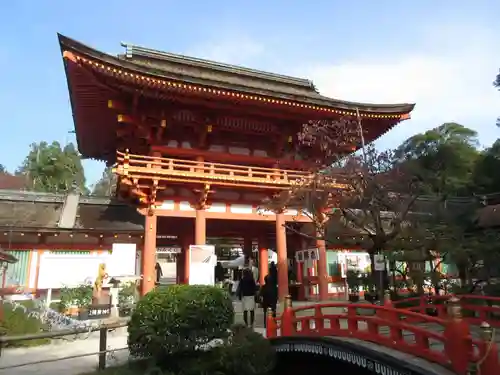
115, 150, 318, 189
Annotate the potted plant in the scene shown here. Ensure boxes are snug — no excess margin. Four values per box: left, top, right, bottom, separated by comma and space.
59, 286, 77, 315
346, 270, 360, 302
118, 281, 136, 317
74, 284, 93, 320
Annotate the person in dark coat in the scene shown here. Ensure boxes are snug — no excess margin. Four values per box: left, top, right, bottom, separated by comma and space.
269, 262, 278, 285
155, 262, 163, 284
237, 268, 257, 327
260, 275, 278, 327
214, 262, 225, 286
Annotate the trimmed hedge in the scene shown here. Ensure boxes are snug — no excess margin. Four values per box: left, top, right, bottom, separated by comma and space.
128, 284, 234, 359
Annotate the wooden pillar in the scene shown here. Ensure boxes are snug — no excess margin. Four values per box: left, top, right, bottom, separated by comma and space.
182, 234, 192, 284
275, 212, 289, 301
141, 213, 157, 296
317, 238, 329, 301
258, 237, 268, 285
195, 209, 206, 245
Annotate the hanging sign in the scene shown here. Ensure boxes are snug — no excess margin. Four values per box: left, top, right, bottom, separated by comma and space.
295, 248, 319, 263
374, 254, 386, 272
273, 340, 413, 375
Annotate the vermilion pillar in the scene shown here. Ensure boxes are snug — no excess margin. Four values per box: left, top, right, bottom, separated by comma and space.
275, 212, 289, 301
141, 213, 157, 296
258, 237, 268, 285
182, 234, 192, 284
195, 209, 206, 245
317, 238, 329, 301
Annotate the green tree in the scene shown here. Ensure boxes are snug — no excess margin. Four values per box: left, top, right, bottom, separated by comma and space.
395, 123, 480, 196
0, 164, 7, 174
473, 139, 500, 194
17, 141, 88, 194
91, 166, 117, 196
265, 118, 420, 299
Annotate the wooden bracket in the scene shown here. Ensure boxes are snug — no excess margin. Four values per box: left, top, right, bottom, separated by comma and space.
193, 184, 214, 210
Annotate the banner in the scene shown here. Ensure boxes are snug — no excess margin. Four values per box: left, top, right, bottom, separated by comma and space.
188, 245, 217, 286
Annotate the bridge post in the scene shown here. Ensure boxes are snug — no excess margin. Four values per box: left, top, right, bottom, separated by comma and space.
281, 295, 295, 336
347, 305, 358, 333
476, 322, 499, 374
444, 296, 471, 375
377, 291, 395, 321
266, 309, 278, 338
314, 305, 324, 332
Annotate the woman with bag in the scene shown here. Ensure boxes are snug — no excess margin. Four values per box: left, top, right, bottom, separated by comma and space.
237, 268, 257, 328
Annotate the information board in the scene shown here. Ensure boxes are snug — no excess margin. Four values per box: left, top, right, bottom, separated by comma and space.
108, 243, 137, 276
188, 245, 217, 286
37, 253, 106, 289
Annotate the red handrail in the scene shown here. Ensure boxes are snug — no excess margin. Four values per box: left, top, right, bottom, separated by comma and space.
393, 294, 500, 328
267, 301, 499, 375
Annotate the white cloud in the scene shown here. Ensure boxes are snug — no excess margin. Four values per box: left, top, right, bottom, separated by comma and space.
301, 53, 499, 149
188, 34, 265, 66
194, 23, 499, 150
297, 22, 500, 150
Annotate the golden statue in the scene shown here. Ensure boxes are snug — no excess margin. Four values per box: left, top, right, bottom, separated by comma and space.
93, 263, 107, 302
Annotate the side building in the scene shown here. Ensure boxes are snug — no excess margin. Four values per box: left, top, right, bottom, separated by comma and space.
0, 190, 150, 299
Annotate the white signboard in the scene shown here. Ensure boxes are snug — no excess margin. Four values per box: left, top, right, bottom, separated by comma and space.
189, 245, 217, 286
37, 253, 105, 289
374, 254, 386, 271
37, 244, 137, 289
108, 243, 137, 277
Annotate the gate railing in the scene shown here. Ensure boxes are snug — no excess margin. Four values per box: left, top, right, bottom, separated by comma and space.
115, 150, 348, 190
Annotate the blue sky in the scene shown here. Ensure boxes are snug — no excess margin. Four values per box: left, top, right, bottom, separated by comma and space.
0, 1, 499, 187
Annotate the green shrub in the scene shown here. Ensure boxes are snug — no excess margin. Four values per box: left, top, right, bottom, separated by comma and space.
0, 300, 50, 347
128, 284, 234, 359
162, 324, 276, 375
216, 324, 276, 375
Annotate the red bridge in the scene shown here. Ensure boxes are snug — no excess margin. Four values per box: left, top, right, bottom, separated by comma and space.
266, 294, 500, 375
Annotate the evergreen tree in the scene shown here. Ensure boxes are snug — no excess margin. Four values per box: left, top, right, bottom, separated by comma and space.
92, 166, 117, 196
17, 141, 88, 194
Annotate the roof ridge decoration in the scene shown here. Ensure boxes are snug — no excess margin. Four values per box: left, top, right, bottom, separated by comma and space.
120, 42, 317, 91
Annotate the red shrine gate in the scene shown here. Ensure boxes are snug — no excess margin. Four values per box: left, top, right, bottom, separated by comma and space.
58, 34, 414, 299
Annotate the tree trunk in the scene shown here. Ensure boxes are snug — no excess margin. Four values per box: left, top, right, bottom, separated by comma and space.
368, 246, 385, 302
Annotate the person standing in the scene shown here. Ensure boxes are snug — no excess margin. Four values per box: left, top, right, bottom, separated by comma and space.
214, 262, 225, 287
237, 268, 257, 327
269, 261, 278, 285
260, 275, 278, 327
155, 262, 163, 284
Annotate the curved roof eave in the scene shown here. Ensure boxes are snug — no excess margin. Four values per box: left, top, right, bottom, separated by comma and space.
57, 34, 415, 115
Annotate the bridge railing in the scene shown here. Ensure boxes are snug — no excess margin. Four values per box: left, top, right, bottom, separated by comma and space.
393, 294, 500, 327
267, 297, 499, 375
